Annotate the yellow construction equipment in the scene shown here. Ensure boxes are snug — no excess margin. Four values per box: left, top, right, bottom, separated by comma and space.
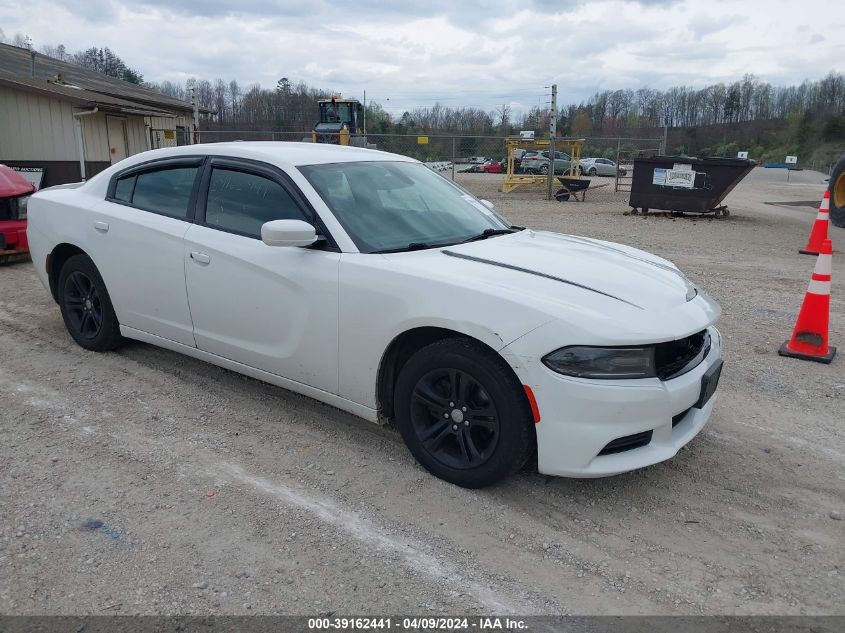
502, 137, 585, 194
311, 96, 366, 146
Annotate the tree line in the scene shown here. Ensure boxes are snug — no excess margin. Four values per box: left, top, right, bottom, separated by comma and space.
566, 73, 845, 135
3, 31, 842, 144
150, 72, 844, 143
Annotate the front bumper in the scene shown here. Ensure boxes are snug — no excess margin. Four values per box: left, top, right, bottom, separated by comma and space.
507, 326, 722, 477
0, 220, 29, 254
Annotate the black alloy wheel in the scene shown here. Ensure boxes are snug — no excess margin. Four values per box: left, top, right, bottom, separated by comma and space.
394, 338, 534, 488
58, 254, 124, 351
63, 271, 104, 340
410, 367, 500, 470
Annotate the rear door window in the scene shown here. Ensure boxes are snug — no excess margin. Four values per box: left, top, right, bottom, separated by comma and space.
132, 167, 199, 218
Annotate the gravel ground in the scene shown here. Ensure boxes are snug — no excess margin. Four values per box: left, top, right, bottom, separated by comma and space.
1, 167, 843, 616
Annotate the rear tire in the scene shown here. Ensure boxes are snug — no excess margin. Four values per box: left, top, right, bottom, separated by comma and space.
58, 254, 124, 352
829, 155, 845, 228
394, 338, 534, 488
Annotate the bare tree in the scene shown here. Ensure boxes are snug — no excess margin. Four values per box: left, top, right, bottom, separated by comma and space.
12, 33, 31, 49
494, 103, 512, 130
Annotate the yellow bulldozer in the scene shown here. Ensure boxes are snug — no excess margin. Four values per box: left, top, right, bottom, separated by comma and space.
311, 96, 369, 147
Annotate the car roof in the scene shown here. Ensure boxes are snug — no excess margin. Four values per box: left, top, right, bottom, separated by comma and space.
118, 142, 415, 170
74, 142, 420, 195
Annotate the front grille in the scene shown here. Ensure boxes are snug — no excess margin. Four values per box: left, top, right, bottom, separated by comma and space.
598, 430, 653, 456
655, 330, 710, 380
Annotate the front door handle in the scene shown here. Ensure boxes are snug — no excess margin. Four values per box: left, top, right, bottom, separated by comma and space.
190, 251, 211, 265
94, 221, 109, 233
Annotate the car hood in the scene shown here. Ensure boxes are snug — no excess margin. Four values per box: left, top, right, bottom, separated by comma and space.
386, 229, 700, 313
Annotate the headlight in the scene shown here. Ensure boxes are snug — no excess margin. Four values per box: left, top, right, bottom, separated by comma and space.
18, 195, 29, 220
542, 346, 656, 379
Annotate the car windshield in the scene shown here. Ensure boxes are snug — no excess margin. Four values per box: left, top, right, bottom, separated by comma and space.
300, 161, 511, 253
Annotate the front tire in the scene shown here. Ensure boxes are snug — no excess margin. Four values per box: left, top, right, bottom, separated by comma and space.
58, 254, 124, 351
394, 338, 534, 488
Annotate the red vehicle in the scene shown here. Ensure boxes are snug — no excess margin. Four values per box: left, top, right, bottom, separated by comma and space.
480, 159, 503, 174
0, 165, 35, 263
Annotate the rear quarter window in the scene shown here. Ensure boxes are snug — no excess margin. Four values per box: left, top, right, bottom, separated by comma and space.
113, 175, 135, 202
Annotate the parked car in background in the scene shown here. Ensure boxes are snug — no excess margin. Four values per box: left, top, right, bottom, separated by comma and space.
522, 150, 571, 175
0, 164, 35, 263
480, 159, 503, 174
580, 158, 627, 177
515, 150, 539, 173
28, 142, 722, 488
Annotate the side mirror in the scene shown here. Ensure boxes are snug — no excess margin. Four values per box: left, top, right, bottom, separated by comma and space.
479, 199, 495, 210
261, 219, 318, 247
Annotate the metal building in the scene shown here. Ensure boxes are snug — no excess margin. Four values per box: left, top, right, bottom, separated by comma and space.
0, 43, 200, 188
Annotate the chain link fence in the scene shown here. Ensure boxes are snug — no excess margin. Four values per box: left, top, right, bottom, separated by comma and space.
151, 129, 660, 204
149, 127, 191, 150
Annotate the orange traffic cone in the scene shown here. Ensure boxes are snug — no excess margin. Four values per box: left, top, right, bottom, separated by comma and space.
799, 190, 830, 255
779, 239, 836, 363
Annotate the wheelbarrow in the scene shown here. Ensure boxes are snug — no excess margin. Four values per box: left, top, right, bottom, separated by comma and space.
554, 177, 592, 201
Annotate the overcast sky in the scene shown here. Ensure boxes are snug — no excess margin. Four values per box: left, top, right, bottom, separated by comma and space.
1, 0, 842, 116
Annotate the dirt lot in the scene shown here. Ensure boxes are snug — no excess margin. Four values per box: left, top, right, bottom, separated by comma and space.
1, 167, 843, 616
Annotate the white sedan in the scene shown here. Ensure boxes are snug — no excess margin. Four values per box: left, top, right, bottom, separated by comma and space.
27, 143, 722, 488
580, 158, 627, 177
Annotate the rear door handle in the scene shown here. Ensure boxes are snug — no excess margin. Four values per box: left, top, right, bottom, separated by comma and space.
94, 221, 109, 233
190, 251, 211, 264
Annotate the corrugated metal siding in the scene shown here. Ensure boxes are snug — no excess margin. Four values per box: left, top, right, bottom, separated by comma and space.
0, 85, 77, 160
144, 115, 190, 129
144, 114, 193, 148
126, 117, 148, 154
81, 113, 150, 162
145, 115, 174, 130
81, 113, 110, 162
0, 85, 189, 162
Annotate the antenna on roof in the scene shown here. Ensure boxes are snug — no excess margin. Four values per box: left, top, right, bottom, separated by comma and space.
30, 49, 36, 78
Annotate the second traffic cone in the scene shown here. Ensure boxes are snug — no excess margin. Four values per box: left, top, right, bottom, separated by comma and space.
779, 238, 836, 363
799, 190, 830, 255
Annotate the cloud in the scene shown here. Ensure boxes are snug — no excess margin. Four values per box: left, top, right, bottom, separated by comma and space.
1, 0, 841, 116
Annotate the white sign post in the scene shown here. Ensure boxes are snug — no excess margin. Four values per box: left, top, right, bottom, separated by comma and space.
785, 155, 798, 181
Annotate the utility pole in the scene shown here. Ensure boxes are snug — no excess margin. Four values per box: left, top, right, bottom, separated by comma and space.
191, 86, 199, 144
547, 84, 557, 200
